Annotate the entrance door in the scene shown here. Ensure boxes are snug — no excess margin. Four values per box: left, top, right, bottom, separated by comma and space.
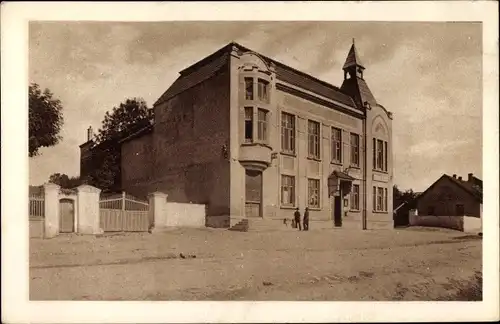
245, 170, 262, 218
59, 199, 75, 233
333, 196, 342, 227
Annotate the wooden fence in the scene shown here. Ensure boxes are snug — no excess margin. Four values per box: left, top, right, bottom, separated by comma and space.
29, 194, 45, 218
99, 192, 149, 232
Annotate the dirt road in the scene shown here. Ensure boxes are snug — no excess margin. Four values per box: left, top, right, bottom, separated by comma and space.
29, 227, 482, 300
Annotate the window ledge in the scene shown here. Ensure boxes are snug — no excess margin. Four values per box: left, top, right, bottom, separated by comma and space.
372, 211, 389, 214
241, 142, 272, 150
307, 156, 322, 162
280, 151, 297, 158
349, 209, 361, 212
349, 165, 361, 169
280, 205, 297, 210
331, 161, 343, 166
307, 207, 321, 211
373, 169, 389, 174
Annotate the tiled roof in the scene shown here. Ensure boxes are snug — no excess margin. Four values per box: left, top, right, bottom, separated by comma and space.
356, 78, 377, 106
154, 53, 230, 106
329, 170, 356, 181
343, 43, 365, 70
273, 64, 357, 108
119, 124, 154, 144
340, 77, 377, 107
153, 42, 358, 109
447, 175, 483, 203
417, 174, 483, 204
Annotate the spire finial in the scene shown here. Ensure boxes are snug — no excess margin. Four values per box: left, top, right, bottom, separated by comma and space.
352, 38, 355, 45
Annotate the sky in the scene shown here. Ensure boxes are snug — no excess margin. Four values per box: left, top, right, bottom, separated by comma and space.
28, 21, 482, 192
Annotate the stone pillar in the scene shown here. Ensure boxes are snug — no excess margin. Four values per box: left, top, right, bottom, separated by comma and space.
148, 192, 167, 232
43, 183, 60, 238
76, 185, 102, 235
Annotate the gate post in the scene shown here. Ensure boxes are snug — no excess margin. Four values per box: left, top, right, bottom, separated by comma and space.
76, 185, 103, 235
148, 192, 167, 232
43, 183, 60, 238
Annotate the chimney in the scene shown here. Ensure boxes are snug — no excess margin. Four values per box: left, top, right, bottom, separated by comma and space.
468, 173, 473, 182
87, 126, 93, 142
458, 176, 462, 181
452, 174, 457, 179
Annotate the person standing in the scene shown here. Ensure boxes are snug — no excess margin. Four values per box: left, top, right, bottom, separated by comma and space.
303, 207, 309, 231
294, 207, 302, 231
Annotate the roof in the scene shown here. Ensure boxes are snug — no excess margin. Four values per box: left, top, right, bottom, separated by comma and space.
340, 73, 377, 107
119, 124, 154, 144
343, 43, 365, 70
356, 78, 377, 106
154, 42, 358, 109
417, 174, 483, 204
329, 170, 356, 181
154, 52, 230, 106
447, 175, 482, 202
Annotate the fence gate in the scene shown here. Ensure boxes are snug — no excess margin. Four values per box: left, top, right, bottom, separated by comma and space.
59, 198, 75, 233
99, 192, 149, 232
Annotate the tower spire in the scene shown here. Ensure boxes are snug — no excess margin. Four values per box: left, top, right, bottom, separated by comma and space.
343, 41, 364, 71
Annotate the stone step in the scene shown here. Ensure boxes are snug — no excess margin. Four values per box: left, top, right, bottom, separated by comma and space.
229, 218, 339, 232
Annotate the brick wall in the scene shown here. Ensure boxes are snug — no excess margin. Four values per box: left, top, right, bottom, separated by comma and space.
122, 65, 231, 218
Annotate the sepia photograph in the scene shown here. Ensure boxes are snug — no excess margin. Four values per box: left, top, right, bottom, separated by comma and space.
2, 1, 499, 323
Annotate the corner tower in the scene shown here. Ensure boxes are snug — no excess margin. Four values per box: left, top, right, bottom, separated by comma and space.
340, 40, 395, 229
340, 39, 378, 109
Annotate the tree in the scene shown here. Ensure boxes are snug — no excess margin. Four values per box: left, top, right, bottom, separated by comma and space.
393, 185, 418, 208
94, 98, 153, 144
88, 98, 153, 191
29, 83, 64, 157
48, 173, 83, 189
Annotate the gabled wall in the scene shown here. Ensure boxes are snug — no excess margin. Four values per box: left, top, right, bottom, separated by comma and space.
417, 176, 481, 217
121, 62, 232, 225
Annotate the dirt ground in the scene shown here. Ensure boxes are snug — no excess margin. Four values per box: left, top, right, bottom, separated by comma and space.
29, 226, 482, 301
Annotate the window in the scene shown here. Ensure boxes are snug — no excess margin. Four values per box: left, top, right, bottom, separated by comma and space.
257, 79, 269, 103
331, 127, 342, 163
373, 186, 388, 212
245, 78, 253, 100
384, 142, 388, 172
377, 139, 384, 170
308, 120, 320, 159
372, 186, 376, 211
351, 184, 360, 210
373, 138, 388, 172
257, 109, 268, 142
350, 133, 360, 167
372, 138, 376, 168
281, 112, 296, 154
384, 188, 388, 212
377, 187, 384, 212
308, 179, 320, 208
281, 175, 295, 206
456, 204, 465, 216
244, 107, 253, 143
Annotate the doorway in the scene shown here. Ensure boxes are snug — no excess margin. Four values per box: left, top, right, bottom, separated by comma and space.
333, 196, 342, 227
59, 198, 75, 233
245, 169, 262, 218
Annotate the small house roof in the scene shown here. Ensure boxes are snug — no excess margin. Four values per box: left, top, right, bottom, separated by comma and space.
416, 174, 483, 204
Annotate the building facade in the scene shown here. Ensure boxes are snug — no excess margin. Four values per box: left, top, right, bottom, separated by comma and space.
410, 173, 483, 233
81, 41, 394, 229
416, 173, 483, 218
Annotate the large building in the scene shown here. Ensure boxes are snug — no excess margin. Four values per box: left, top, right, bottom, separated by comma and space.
80, 41, 394, 229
